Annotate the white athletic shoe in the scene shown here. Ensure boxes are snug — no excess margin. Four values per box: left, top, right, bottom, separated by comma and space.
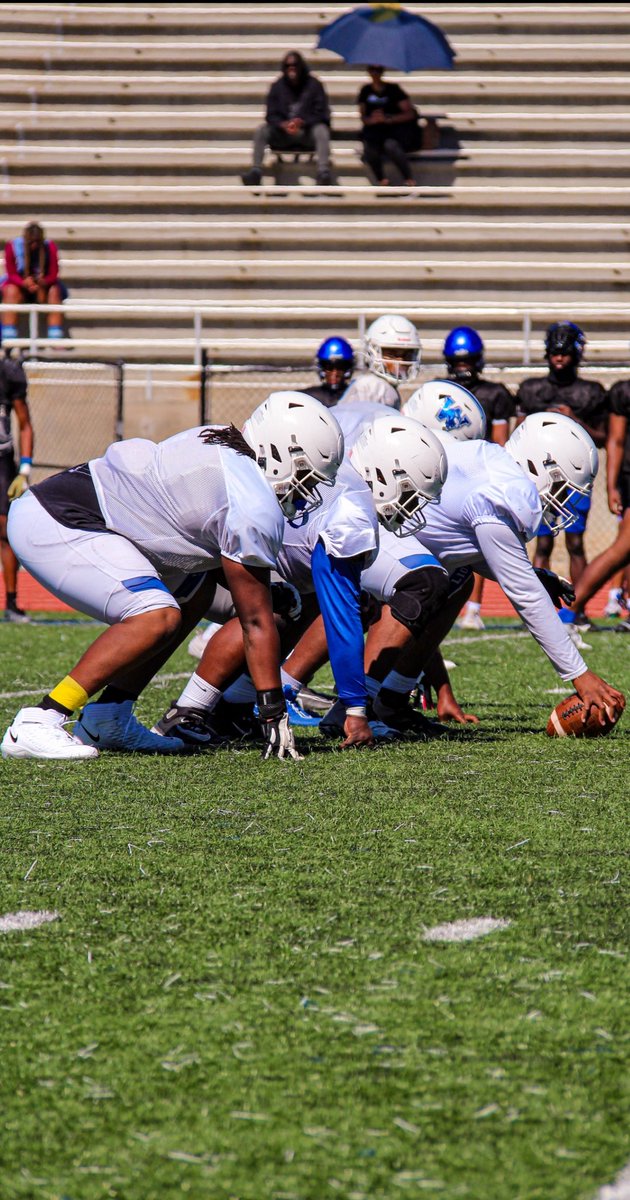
565, 623, 592, 652
604, 590, 624, 618
1, 707, 99, 760
188, 622, 221, 659
456, 608, 486, 632
74, 700, 186, 753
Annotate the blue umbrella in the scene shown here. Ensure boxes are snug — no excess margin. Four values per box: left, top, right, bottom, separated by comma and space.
316, 4, 455, 72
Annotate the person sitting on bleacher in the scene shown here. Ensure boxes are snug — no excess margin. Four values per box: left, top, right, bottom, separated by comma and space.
1, 221, 66, 343
242, 51, 332, 187
358, 65, 423, 187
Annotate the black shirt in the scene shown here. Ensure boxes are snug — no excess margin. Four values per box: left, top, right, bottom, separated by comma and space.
358, 81, 410, 119
516, 373, 607, 436
0, 356, 28, 456
608, 379, 630, 476
299, 383, 342, 409
468, 378, 515, 441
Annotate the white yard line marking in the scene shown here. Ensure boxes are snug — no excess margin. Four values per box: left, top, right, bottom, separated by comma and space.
595, 1162, 630, 1199
0, 671, 191, 702
424, 917, 511, 943
0, 910, 59, 933
443, 631, 529, 646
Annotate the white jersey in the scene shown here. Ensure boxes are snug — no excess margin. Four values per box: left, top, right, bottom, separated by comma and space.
276, 459, 379, 593
418, 438, 541, 569
89, 427, 284, 576
417, 438, 586, 681
333, 399, 395, 449
339, 372, 401, 410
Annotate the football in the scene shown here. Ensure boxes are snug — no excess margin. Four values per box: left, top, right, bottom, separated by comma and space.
546, 693, 622, 738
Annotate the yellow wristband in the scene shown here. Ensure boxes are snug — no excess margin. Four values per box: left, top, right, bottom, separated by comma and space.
48, 675, 89, 714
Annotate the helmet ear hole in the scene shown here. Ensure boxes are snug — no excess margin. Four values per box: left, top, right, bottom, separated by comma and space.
527, 458, 538, 476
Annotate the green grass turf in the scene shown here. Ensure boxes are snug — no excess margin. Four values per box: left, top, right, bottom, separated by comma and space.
0, 618, 628, 1200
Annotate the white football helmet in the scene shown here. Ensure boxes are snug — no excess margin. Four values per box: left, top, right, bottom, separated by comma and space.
364, 314, 421, 385
243, 391, 344, 518
506, 411, 598, 532
350, 413, 447, 536
403, 379, 487, 441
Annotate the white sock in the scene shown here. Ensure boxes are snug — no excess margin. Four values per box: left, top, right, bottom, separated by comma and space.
281, 667, 302, 693
608, 587, 622, 600
465, 601, 481, 615
382, 670, 417, 695
223, 674, 256, 704
365, 675, 380, 699
176, 672, 222, 712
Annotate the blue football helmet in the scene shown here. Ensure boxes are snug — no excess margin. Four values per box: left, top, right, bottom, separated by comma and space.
443, 326, 485, 385
316, 336, 355, 390
544, 321, 585, 364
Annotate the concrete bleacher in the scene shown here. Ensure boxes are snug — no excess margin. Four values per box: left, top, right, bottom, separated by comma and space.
2, 3, 630, 366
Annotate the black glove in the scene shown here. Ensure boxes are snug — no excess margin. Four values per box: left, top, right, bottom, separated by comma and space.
257, 688, 303, 761
534, 567, 576, 609
270, 579, 302, 622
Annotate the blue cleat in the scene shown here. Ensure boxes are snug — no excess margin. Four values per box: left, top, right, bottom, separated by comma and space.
74, 700, 187, 754
283, 685, 321, 727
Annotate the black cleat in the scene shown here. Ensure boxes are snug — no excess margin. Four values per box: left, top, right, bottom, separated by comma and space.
372, 694, 451, 741
152, 703, 229, 748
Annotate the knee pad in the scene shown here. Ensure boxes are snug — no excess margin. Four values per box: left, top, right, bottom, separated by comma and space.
390, 566, 449, 636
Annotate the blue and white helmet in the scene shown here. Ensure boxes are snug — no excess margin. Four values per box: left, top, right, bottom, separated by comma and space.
402, 380, 486, 441
506, 411, 598, 533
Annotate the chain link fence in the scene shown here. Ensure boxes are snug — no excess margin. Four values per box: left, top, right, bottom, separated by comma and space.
21, 357, 123, 485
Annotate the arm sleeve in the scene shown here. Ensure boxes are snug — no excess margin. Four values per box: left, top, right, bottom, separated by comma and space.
306, 79, 330, 126
41, 241, 59, 287
474, 519, 587, 681
492, 384, 515, 423
265, 81, 288, 125
311, 539, 367, 709
4, 241, 24, 287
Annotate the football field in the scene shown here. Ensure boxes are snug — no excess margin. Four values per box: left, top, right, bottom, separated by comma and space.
0, 618, 628, 1200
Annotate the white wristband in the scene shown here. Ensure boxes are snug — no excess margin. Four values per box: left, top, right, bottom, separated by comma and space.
345, 705, 367, 718
19, 461, 32, 477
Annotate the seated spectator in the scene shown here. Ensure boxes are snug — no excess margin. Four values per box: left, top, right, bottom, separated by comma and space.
300, 336, 355, 408
1, 221, 67, 342
358, 65, 423, 187
242, 51, 332, 187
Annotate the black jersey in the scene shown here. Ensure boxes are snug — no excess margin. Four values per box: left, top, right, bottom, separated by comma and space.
299, 383, 341, 409
0, 356, 28, 456
608, 379, 630, 476
468, 378, 515, 441
516, 372, 607, 435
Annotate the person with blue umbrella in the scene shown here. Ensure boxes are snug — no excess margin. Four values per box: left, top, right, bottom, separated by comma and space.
358, 64, 423, 186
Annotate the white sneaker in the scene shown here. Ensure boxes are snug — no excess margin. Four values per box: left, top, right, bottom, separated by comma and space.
1, 707, 99, 760
604, 591, 624, 618
565, 622, 592, 651
456, 608, 485, 631
74, 700, 186, 753
188, 622, 221, 659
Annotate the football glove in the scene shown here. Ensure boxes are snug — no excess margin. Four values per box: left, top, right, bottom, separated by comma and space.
534, 567, 575, 608
257, 688, 303, 761
7, 473, 29, 501
271, 579, 302, 622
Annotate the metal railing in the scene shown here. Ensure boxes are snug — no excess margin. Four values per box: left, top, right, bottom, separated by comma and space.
5, 301, 630, 367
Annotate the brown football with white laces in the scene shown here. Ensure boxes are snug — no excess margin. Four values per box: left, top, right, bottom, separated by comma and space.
546, 693, 621, 738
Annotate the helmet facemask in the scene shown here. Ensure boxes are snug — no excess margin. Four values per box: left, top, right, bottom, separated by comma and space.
368, 343, 420, 385
538, 464, 590, 533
